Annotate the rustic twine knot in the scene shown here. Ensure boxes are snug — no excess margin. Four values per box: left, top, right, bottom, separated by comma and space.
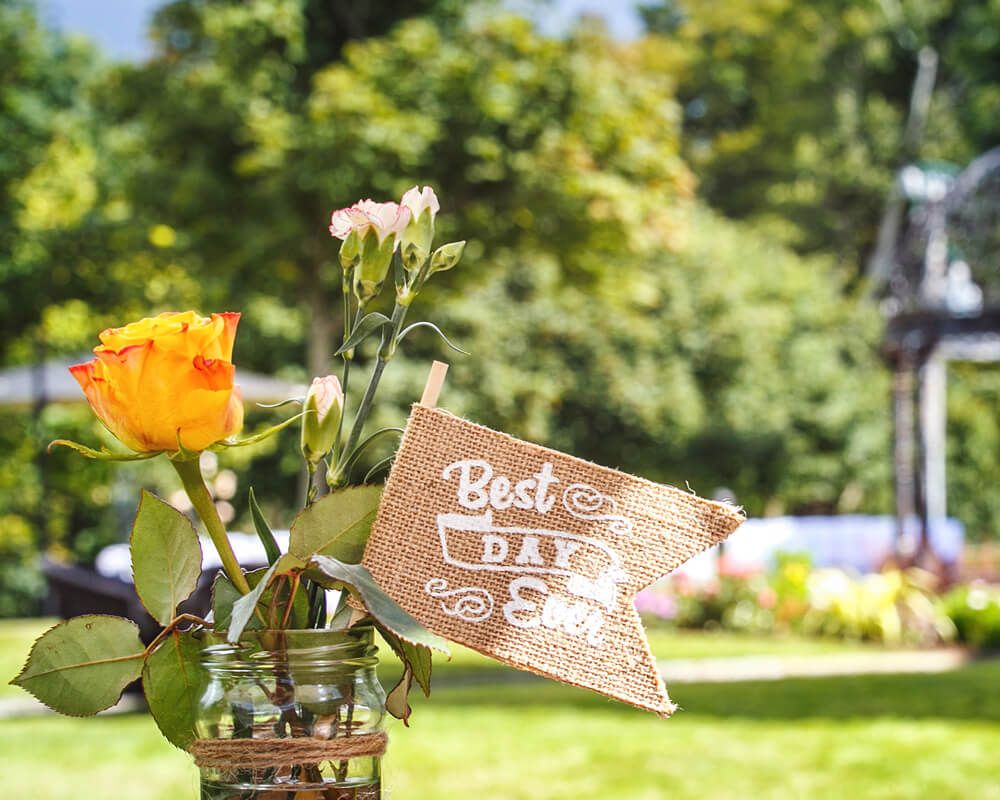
190, 732, 388, 769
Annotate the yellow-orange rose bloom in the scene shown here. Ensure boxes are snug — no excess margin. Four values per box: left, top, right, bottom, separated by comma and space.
69, 311, 244, 453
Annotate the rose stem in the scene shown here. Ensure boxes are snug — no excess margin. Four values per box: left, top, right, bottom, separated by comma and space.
172, 457, 251, 595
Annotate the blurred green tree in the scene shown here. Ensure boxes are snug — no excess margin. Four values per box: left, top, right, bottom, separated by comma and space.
639, 0, 1000, 269
0, 2, 139, 613
88, 6, 893, 523
102, 0, 467, 379
639, 0, 1000, 539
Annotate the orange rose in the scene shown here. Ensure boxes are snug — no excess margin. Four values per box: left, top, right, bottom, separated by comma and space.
69, 311, 244, 453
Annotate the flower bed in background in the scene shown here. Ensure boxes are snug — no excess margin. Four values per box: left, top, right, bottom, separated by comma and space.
633, 554, 1000, 649
941, 581, 1000, 649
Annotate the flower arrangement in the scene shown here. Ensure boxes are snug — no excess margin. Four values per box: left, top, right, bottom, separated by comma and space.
12, 186, 466, 791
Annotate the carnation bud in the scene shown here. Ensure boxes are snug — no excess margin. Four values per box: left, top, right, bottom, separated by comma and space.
429, 240, 466, 274
354, 230, 396, 305
339, 229, 361, 274
301, 375, 344, 463
399, 186, 439, 274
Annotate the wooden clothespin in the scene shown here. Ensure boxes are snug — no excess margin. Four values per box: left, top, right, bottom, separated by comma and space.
419, 360, 449, 408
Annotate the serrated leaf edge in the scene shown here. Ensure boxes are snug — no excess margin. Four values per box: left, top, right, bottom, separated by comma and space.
288, 485, 382, 561
11, 615, 145, 717
142, 629, 201, 750
130, 490, 203, 625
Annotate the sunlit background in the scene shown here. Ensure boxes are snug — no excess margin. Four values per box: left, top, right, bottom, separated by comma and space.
1, 0, 998, 797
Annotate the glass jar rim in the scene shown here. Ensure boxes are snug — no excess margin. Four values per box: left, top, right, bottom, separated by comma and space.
199, 625, 378, 671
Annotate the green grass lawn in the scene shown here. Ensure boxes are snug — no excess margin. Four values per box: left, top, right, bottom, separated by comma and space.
401, 626, 887, 684
3, 618, 881, 697
3, 619, 996, 799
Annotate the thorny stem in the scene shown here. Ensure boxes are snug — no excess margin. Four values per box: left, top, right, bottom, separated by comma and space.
143, 613, 209, 656
172, 458, 250, 595
280, 574, 301, 629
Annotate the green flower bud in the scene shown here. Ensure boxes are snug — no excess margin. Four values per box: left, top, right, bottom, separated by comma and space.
399, 186, 439, 275
301, 375, 344, 463
400, 235, 430, 274
339, 229, 361, 274
354, 230, 396, 305
399, 209, 434, 272
429, 240, 466, 274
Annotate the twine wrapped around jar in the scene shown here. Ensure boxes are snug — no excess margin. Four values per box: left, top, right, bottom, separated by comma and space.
190, 731, 388, 769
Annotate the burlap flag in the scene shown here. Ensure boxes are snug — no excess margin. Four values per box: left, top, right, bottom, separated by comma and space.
363, 404, 745, 716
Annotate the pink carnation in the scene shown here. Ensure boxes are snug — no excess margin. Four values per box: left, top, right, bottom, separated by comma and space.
329, 205, 372, 240
307, 375, 344, 422
329, 199, 411, 246
400, 185, 440, 220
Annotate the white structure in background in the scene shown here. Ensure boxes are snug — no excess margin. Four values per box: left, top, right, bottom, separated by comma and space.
96, 530, 291, 584
672, 515, 965, 584
96, 516, 965, 586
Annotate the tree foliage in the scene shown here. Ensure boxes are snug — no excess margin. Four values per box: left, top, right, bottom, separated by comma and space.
641, 0, 1000, 269
296, 17, 889, 517
638, 0, 1000, 537
1, 1, 999, 620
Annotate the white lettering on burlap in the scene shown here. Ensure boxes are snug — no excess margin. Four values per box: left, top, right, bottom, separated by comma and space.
552, 538, 582, 568
442, 459, 492, 510
480, 534, 508, 563
503, 576, 547, 629
503, 576, 606, 646
442, 460, 560, 514
532, 463, 559, 513
440, 458, 622, 648
513, 478, 535, 510
489, 476, 514, 510
514, 536, 544, 566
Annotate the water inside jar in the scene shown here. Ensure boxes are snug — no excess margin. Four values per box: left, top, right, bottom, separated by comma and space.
200, 778, 380, 799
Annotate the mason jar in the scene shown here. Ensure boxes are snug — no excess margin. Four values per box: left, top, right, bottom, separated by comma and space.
193, 627, 386, 799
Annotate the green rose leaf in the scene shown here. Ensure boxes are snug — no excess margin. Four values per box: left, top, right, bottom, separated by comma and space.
248, 488, 281, 566
309, 555, 449, 655
131, 490, 203, 625
11, 615, 145, 716
384, 662, 414, 725
142, 629, 203, 750
289, 485, 383, 563
226, 563, 278, 644
213, 566, 308, 635
211, 571, 244, 633
378, 623, 433, 698
377, 621, 434, 725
